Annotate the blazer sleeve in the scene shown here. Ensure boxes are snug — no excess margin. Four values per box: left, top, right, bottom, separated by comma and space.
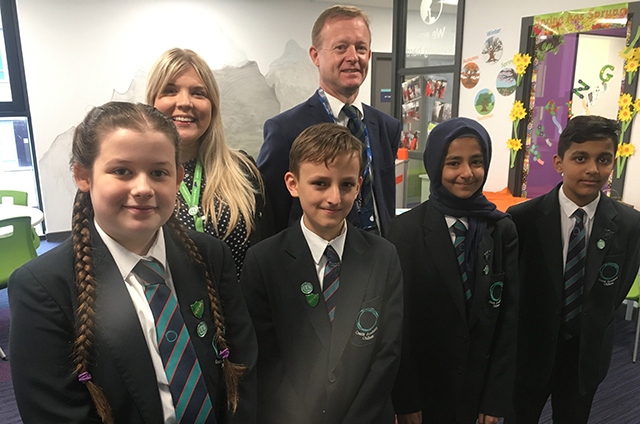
212, 240, 258, 424
258, 118, 293, 233
478, 219, 519, 417
341, 243, 404, 423
8, 264, 100, 423
239, 247, 289, 421
387, 216, 423, 414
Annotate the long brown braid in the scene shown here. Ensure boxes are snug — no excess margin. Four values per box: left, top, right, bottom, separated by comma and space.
71, 190, 113, 424
166, 214, 246, 411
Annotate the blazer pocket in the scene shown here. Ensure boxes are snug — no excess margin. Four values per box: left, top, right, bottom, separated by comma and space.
596, 253, 624, 287
482, 273, 505, 319
350, 296, 382, 348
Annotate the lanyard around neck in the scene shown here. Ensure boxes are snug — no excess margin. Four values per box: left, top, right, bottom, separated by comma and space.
179, 159, 204, 232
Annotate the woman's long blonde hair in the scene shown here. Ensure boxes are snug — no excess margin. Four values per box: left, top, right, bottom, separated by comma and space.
146, 48, 262, 239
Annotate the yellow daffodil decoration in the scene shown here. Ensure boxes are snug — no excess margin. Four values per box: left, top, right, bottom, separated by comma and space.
513, 53, 532, 86
507, 101, 526, 169
507, 138, 523, 168
620, 27, 640, 84
616, 92, 638, 178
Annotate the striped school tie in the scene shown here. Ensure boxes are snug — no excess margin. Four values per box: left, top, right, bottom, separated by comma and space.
343, 105, 378, 234
452, 220, 473, 309
323, 245, 341, 322
562, 208, 587, 339
134, 259, 214, 423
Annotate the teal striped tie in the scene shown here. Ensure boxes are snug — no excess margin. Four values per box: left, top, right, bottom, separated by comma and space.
452, 220, 473, 309
134, 259, 214, 423
562, 209, 586, 339
323, 245, 341, 322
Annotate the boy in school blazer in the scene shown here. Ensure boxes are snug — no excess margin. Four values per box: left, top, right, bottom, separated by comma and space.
241, 123, 403, 424
389, 117, 518, 424
506, 116, 640, 424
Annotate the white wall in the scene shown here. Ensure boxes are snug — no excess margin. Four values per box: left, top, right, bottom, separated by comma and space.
16, 0, 393, 233
460, 0, 640, 208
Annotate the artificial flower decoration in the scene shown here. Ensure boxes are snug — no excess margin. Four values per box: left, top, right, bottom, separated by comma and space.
506, 138, 522, 168
616, 142, 636, 178
615, 92, 640, 178
510, 100, 527, 136
619, 93, 633, 109
512, 53, 532, 86
620, 27, 640, 84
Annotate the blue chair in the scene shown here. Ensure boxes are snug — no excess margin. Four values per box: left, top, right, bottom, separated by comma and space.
0, 216, 38, 360
0, 189, 41, 249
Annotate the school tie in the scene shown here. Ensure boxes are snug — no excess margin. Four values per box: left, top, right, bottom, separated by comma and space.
133, 259, 214, 423
343, 105, 378, 234
562, 208, 587, 339
452, 220, 473, 309
323, 245, 341, 322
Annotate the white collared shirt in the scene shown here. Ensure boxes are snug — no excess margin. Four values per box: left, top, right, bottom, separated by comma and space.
558, 186, 599, 268
95, 222, 177, 424
300, 218, 347, 289
323, 90, 365, 127
445, 215, 469, 245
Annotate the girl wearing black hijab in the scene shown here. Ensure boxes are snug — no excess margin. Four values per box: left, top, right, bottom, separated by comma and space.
388, 117, 519, 424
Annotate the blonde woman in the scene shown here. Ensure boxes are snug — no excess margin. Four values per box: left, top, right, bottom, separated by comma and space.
147, 48, 273, 276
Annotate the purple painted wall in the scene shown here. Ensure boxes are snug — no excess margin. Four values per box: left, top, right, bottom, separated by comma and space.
525, 34, 577, 198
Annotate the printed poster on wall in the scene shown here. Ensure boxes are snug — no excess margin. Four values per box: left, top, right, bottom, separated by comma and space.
532, 3, 628, 37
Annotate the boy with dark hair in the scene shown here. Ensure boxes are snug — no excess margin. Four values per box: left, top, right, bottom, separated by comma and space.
506, 115, 640, 423
241, 122, 403, 424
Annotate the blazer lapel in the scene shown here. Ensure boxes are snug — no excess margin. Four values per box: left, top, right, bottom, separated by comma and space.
468, 226, 496, 329
536, 187, 565, 298
284, 225, 331, 349
164, 230, 218, 369
327, 227, 370, 371
91, 234, 163, 423
584, 197, 618, 294
308, 91, 337, 124
423, 203, 468, 321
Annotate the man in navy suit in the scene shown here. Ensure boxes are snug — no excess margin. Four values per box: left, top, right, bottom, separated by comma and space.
257, 5, 401, 236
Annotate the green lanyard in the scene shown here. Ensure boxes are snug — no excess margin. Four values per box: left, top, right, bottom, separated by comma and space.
179, 159, 205, 232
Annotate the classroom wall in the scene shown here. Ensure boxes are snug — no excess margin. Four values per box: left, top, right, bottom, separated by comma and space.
460, 0, 640, 209
18, 0, 640, 233
16, 0, 395, 234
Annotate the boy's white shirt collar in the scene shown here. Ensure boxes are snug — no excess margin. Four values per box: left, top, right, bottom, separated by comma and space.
558, 185, 600, 220
445, 215, 469, 230
94, 220, 168, 280
324, 90, 364, 121
300, 218, 347, 265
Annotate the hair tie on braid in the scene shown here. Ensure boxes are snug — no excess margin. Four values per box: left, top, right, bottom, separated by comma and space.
78, 371, 92, 383
219, 348, 230, 360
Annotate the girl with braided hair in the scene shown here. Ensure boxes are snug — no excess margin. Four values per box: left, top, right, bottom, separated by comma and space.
9, 102, 257, 423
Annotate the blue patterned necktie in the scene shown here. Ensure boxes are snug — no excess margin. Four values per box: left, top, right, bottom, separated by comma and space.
342, 105, 378, 234
134, 259, 214, 423
323, 245, 341, 322
452, 220, 473, 309
562, 208, 587, 339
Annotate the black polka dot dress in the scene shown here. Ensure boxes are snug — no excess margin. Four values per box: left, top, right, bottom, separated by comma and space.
177, 158, 249, 278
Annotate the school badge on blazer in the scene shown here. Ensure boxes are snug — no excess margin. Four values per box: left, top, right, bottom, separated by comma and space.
355, 307, 379, 342
598, 262, 620, 286
489, 281, 503, 308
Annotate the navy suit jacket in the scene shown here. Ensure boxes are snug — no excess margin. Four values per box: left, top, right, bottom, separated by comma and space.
240, 222, 403, 424
9, 225, 257, 424
257, 91, 401, 235
387, 201, 518, 423
507, 184, 640, 395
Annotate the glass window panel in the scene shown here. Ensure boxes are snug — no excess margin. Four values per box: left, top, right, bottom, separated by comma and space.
405, 0, 459, 68
0, 9, 13, 102
401, 72, 453, 206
